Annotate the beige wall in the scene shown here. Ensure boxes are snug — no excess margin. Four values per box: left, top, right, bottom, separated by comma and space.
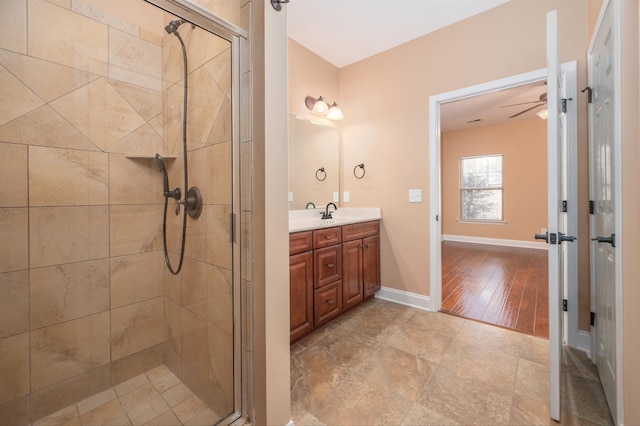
442, 119, 547, 242
620, 0, 640, 423
338, 1, 591, 327
252, 1, 292, 425
288, 39, 340, 124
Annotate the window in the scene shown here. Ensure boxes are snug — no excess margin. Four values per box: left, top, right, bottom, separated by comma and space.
460, 154, 503, 222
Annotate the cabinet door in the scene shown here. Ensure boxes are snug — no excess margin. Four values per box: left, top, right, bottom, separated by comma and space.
314, 280, 343, 327
314, 245, 342, 289
290, 251, 313, 343
363, 235, 381, 297
342, 239, 364, 310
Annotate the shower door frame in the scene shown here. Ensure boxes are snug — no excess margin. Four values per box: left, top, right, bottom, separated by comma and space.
145, 0, 249, 423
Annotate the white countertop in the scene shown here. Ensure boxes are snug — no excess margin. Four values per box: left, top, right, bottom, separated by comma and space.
289, 207, 381, 232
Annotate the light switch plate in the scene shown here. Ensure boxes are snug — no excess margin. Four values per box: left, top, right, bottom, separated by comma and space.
333, 191, 339, 202
409, 189, 422, 203
343, 191, 350, 202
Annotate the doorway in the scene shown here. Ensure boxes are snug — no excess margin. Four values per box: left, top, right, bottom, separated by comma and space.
437, 80, 550, 337
429, 64, 579, 344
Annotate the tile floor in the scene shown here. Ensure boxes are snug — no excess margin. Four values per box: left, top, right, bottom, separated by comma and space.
33, 365, 221, 426
291, 298, 613, 425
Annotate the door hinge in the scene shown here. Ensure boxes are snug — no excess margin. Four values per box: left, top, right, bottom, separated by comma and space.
581, 86, 593, 103
591, 311, 596, 326
561, 98, 572, 113
562, 299, 568, 312
562, 200, 568, 213
589, 200, 595, 215
436, 214, 439, 222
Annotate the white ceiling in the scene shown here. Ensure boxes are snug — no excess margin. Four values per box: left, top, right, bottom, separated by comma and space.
287, 0, 548, 131
287, 0, 511, 69
440, 81, 548, 132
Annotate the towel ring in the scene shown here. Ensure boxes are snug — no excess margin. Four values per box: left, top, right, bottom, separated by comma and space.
315, 167, 326, 181
353, 163, 365, 179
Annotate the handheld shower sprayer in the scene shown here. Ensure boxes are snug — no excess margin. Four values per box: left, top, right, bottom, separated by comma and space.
156, 17, 203, 275
164, 19, 186, 35
155, 153, 181, 202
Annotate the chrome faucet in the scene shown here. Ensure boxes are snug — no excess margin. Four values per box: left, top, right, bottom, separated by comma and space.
322, 202, 337, 219
305, 202, 316, 209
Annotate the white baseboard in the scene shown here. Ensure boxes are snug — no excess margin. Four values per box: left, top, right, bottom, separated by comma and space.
375, 286, 433, 311
442, 234, 548, 250
575, 330, 592, 359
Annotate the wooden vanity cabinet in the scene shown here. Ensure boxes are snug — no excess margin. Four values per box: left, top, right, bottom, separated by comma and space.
289, 221, 380, 343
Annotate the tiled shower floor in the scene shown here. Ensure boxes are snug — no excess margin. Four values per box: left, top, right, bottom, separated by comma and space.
33, 365, 220, 426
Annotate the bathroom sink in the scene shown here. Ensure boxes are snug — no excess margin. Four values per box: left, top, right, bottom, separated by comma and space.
289, 207, 381, 232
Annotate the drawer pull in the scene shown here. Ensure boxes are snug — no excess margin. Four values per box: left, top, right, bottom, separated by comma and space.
325, 235, 333, 240
327, 299, 335, 305
327, 263, 334, 268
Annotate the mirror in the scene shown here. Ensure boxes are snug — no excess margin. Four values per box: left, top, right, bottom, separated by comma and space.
288, 114, 340, 210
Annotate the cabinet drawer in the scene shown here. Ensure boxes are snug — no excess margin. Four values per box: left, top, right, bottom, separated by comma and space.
290, 231, 313, 255
313, 226, 342, 249
314, 245, 342, 288
342, 221, 379, 241
314, 280, 343, 327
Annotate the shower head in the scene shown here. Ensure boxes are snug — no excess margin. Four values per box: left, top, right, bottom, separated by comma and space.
165, 19, 186, 35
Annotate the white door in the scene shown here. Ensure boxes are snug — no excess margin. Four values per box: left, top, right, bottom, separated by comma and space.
589, 1, 617, 422
544, 10, 576, 421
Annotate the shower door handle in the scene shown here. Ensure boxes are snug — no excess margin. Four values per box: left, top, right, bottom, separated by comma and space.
231, 212, 237, 243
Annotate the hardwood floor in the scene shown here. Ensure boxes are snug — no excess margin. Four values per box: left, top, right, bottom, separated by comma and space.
441, 241, 549, 339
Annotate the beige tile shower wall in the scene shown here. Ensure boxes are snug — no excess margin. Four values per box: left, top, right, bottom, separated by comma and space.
0, 0, 172, 423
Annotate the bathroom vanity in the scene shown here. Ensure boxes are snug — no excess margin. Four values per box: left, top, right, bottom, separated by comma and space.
289, 208, 381, 343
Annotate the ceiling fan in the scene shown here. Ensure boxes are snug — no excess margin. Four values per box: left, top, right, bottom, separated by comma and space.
501, 92, 547, 118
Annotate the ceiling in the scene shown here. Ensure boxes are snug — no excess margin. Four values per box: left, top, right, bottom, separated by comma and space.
287, 0, 511, 69
287, 0, 549, 131
440, 80, 548, 132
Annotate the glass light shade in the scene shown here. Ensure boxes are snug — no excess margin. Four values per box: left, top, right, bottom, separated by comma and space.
312, 98, 328, 114
326, 103, 344, 120
536, 108, 548, 120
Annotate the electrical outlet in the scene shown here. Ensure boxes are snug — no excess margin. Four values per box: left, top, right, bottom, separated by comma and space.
343, 191, 350, 202
409, 189, 422, 203
333, 191, 339, 202
288, 192, 293, 202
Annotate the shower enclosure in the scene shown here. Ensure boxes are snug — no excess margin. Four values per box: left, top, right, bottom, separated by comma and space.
0, 0, 249, 424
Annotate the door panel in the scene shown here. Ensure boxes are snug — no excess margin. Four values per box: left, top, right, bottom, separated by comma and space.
342, 240, 364, 310
290, 251, 314, 343
589, 2, 617, 420
363, 235, 381, 298
546, 10, 563, 421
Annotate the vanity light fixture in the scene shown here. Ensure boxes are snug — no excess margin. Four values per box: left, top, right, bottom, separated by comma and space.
326, 102, 344, 120
536, 108, 548, 120
305, 95, 344, 120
